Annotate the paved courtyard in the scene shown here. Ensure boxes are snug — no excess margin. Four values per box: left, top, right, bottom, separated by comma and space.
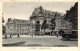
2, 35, 78, 47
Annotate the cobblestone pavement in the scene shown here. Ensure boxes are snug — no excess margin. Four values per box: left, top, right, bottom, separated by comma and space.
2, 35, 78, 47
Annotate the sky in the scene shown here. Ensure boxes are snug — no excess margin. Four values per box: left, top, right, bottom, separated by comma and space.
2, 2, 76, 24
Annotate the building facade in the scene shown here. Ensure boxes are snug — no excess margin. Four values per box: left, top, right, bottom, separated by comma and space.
5, 6, 65, 36
30, 6, 64, 31
6, 18, 34, 35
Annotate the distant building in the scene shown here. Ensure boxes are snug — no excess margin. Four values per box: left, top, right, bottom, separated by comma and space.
61, 19, 72, 30
6, 18, 34, 35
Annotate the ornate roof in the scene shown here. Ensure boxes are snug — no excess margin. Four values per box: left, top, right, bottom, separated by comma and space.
39, 6, 43, 10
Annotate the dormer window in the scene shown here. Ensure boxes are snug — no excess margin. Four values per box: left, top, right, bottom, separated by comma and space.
8, 18, 11, 22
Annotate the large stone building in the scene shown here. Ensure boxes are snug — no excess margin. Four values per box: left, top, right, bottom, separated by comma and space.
5, 6, 65, 36
6, 18, 34, 35
30, 6, 64, 31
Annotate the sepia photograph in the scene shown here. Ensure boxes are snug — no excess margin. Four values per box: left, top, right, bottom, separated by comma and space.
2, 2, 78, 47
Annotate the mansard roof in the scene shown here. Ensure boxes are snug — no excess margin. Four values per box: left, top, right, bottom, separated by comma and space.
13, 19, 31, 24
6, 18, 31, 24
30, 6, 64, 18
7, 18, 14, 23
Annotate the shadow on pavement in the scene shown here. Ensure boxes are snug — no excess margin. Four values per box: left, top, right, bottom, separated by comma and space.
60, 39, 78, 41
3, 41, 25, 47
22, 44, 42, 47
53, 45, 69, 47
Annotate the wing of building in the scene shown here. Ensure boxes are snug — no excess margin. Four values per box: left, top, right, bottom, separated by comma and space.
6, 18, 34, 35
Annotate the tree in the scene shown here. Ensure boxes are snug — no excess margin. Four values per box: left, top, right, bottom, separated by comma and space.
64, 2, 78, 30
35, 20, 41, 36
2, 13, 7, 39
50, 18, 56, 35
2, 25, 7, 39
41, 20, 48, 35
2, 13, 4, 23
2, 25, 6, 35
2, 17, 4, 23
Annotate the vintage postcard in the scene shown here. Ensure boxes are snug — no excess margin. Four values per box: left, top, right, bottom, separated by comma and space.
0, 0, 80, 51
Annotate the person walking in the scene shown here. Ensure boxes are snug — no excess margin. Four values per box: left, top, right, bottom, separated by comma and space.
17, 34, 20, 38
10, 35, 12, 38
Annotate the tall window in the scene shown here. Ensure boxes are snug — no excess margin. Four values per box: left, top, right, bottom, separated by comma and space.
33, 20, 34, 24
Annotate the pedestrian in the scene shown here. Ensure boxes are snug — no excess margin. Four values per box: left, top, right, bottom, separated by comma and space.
56, 34, 58, 37
17, 34, 20, 38
10, 35, 12, 38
